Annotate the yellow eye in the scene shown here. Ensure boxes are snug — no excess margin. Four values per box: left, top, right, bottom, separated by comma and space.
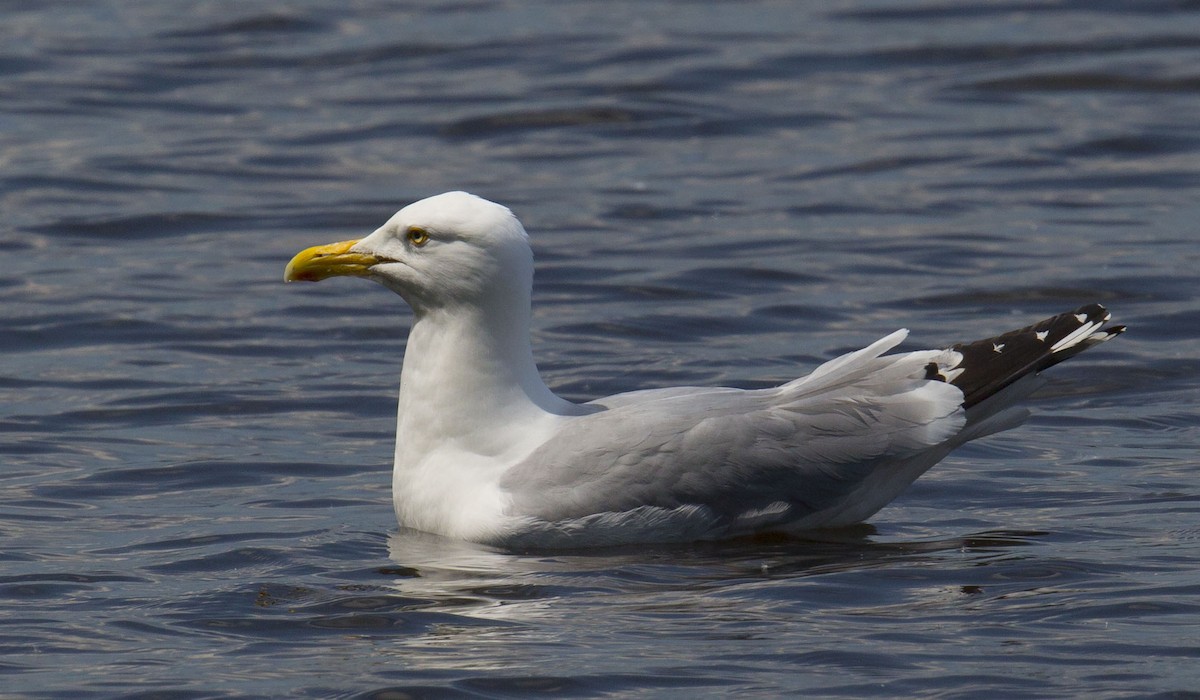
406, 226, 430, 247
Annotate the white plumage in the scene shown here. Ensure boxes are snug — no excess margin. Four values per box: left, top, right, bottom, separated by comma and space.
285, 192, 1123, 548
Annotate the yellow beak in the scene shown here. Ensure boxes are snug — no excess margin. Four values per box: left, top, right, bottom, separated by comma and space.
283, 239, 381, 282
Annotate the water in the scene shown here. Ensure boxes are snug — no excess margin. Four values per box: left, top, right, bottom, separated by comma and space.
3, 0, 1199, 696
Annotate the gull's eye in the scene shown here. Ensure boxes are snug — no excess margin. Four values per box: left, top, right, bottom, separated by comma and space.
406, 226, 430, 247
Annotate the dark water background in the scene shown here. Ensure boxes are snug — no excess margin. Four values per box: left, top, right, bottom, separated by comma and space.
3, 1, 1199, 697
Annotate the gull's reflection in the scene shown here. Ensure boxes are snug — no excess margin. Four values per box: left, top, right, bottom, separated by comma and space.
382, 526, 1046, 616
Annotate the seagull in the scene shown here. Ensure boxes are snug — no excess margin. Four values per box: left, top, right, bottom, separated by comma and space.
285, 191, 1124, 548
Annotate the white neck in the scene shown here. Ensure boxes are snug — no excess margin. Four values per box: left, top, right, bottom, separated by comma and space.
393, 301, 581, 462
389, 297, 587, 539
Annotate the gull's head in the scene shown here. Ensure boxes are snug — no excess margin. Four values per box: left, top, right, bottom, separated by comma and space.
284, 191, 533, 313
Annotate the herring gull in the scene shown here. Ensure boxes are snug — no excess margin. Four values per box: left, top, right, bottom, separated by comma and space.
284, 191, 1124, 548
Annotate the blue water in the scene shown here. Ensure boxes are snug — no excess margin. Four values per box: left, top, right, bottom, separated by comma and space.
3, 1, 1199, 696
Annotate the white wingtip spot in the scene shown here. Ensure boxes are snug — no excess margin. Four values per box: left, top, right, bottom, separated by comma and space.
940, 367, 965, 382
1050, 321, 1102, 353
1074, 313, 1088, 323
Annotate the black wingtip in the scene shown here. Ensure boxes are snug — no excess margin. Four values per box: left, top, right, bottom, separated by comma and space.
945, 304, 1123, 409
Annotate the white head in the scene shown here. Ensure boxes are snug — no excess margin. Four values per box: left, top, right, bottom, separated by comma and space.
285, 191, 534, 316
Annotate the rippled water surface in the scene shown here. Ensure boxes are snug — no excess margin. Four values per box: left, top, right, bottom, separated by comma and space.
3, 1, 1199, 696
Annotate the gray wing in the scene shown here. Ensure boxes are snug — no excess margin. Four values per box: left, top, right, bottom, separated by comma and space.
501, 331, 968, 529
